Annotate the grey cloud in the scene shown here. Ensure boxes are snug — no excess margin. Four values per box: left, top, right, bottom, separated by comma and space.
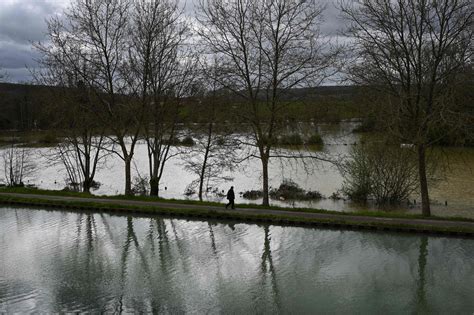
0, 0, 63, 44
320, 0, 348, 36
1, 67, 34, 83
0, 0, 346, 83
183, 0, 197, 15
0, 40, 39, 69
0, 0, 65, 82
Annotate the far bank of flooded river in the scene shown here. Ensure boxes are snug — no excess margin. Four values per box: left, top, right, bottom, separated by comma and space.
0, 206, 473, 313
1, 122, 473, 218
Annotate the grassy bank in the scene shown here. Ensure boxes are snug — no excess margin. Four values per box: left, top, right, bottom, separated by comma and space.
2, 187, 474, 222
0, 188, 473, 236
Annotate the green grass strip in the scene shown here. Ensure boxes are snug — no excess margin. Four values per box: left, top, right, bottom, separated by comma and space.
1, 187, 473, 223
0, 193, 473, 236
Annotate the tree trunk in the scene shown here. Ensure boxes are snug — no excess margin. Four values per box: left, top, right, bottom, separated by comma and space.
83, 178, 91, 193
198, 174, 204, 202
199, 134, 212, 202
149, 150, 160, 196
124, 157, 132, 196
261, 156, 270, 206
83, 159, 91, 193
416, 236, 428, 312
150, 177, 159, 196
417, 144, 431, 216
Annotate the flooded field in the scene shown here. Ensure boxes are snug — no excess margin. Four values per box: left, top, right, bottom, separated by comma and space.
1, 122, 473, 218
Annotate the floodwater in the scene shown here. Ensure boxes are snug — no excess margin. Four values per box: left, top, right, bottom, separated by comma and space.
0, 206, 473, 313
1, 122, 473, 218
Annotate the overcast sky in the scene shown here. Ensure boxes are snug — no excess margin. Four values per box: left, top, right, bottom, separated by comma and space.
0, 0, 344, 83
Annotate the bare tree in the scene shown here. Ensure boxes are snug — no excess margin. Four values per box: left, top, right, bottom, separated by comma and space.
341, 0, 474, 216
2, 144, 36, 187
36, 0, 145, 195
128, 0, 197, 196
197, 0, 340, 205
32, 52, 110, 193
43, 135, 109, 193
144, 56, 199, 197
182, 69, 238, 201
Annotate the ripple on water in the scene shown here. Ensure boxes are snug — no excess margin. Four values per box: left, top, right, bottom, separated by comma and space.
0, 279, 40, 313
1, 207, 474, 313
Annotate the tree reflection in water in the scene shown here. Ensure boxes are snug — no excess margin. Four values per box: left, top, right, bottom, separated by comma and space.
1, 208, 473, 313
416, 236, 429, 314
260, 225, 281, 311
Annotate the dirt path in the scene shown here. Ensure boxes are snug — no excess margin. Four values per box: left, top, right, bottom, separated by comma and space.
1, 192, 473, 233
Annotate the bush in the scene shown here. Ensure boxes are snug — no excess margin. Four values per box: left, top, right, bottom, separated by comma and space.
305, 190, 323, 199
339, 143, 423, 205
305, 134, 323, 145
180, 136, 195, 146
352, 116, 377, 133
38, 133, 59, 144
270, 179, 322, 200
278, 134, 303, 145
131, 176, 149, 196
164, 136, 181, 145
242, 190, 263, 199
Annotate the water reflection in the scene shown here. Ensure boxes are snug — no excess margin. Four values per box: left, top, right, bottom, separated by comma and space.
260, 225, 281, 312
416, 236, 428, 314
0, 207, 473, 313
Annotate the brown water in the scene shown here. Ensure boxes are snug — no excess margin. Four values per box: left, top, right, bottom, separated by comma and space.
1, 122, 473, 218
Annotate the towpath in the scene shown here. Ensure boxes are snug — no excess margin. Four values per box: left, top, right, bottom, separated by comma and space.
0, 192, 473, 236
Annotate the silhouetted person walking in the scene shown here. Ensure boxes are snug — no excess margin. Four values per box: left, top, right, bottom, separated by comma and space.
225, 186, 235, 209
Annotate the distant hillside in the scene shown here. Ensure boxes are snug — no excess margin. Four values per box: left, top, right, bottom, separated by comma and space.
280, 85, 357, 100
0, 82, 359, 130
0, 83, 52, 130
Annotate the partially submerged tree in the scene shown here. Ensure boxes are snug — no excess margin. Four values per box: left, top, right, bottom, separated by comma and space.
37, 0, 145, 195
127, 0, 196, 196
182, 70, 238, 201
198, 0, 340, 205
32, 53, 109, 193
43, 135, 109, 193
341, 0, 473, 216
340, 142, 433, 205
1, 144, 36, 187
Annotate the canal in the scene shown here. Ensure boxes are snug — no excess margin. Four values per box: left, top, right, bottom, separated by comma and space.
1, 206, 472, 313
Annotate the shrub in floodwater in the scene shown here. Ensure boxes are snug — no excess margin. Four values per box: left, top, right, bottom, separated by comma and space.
41, 133, 59, 144
64, 180, 100, 192
242, 190, 263, 199
278, 134, 303, 145
329, 191, 344, 200
304, 190, 323, 199
131, 176, 149, 196
180, 136, 195, 146
164, 136, 181, 145
339, 142, 439, 205
184, 185, 195, 196
270, 179, 323, 200
90, 180, 101, 190
352, 116, 377, 133
270, 179, 304, 197
305, 134, 324, 145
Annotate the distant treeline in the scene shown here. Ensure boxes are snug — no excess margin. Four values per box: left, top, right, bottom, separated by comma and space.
0, 83, 51, 130
0, 82, 362, 131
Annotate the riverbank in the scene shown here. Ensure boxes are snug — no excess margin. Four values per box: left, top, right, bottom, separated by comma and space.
0, 189, 473, 237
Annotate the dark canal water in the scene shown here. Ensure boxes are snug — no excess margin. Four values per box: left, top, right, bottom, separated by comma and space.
0, 206, 473, 313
